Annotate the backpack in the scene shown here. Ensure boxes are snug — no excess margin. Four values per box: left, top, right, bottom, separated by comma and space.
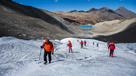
44, 42, 53, 52
110, 45, 115, 50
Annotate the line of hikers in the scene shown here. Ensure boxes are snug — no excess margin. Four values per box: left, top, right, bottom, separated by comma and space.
40, 39, 115, 64
80, 40, 86, 49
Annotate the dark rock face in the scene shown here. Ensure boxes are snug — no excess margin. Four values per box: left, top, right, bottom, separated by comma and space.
89, 7, 124, 20
115, 7, 136, 18
69, 10, 78, 13
0, 0, 74, 33
0, 0, 79, 40
86, 8, 97, 12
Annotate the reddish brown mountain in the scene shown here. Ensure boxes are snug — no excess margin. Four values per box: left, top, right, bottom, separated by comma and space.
54, 7, 136, 26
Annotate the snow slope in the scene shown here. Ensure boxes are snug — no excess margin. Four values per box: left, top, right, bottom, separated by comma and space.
0, 37, 136, 76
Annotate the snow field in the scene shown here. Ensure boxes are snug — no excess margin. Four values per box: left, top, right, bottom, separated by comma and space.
0, 37, 136, 76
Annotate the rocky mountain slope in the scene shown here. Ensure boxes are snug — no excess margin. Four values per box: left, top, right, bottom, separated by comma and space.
0, 0, 79, 40
1, 0, 136, 43
90, 18, 136, 43
115, 7, 136, 18
54, 7, 136, 25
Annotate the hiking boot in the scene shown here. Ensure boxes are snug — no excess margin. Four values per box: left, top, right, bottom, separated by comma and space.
44, 61, 47, 64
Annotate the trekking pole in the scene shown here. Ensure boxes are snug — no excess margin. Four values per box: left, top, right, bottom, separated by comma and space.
108, 49, 109, 57
113, 50, 115, 57
38, 48, 42, 64
66, 45, 67, 53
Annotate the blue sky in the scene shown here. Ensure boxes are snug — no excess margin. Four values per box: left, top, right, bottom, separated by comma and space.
12, 0, 136, 13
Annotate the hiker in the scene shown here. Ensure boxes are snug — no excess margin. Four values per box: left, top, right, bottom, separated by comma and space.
67, 40, 72, 53
107, 41, 110, 47
97, 43, 99, 47
41, 39, 54, 64
80, 40, 83, 49
84, 40, 86, 46
108, 42, 115, 57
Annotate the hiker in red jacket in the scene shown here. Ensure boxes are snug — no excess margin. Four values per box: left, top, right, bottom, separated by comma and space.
84, 40, 86, 46
108, 42, 116, 57
67, 40, 72, 53
80, 40, 83, 49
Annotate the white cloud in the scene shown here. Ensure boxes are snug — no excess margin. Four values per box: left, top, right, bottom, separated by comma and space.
55, 0, 58, 2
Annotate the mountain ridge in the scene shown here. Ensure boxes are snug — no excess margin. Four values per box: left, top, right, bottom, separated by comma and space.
115, 7, 136, 18
54, 7, 136, 25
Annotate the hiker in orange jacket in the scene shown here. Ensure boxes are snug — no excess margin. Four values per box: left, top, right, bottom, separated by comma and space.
41, 39, 54, 64
67, 40, 72, 53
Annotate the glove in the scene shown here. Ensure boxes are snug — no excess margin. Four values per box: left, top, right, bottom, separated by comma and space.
41, 46, 42, 48
52, 52, 54, 54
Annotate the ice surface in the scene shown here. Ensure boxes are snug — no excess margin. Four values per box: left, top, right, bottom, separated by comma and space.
0, 37, 136, 76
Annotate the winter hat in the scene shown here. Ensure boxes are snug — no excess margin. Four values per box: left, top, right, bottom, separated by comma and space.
45, 39, 49, 42
111, 42, 114, 45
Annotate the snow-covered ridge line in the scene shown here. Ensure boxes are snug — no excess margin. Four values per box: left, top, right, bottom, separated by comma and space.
0, 37, 136, 76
